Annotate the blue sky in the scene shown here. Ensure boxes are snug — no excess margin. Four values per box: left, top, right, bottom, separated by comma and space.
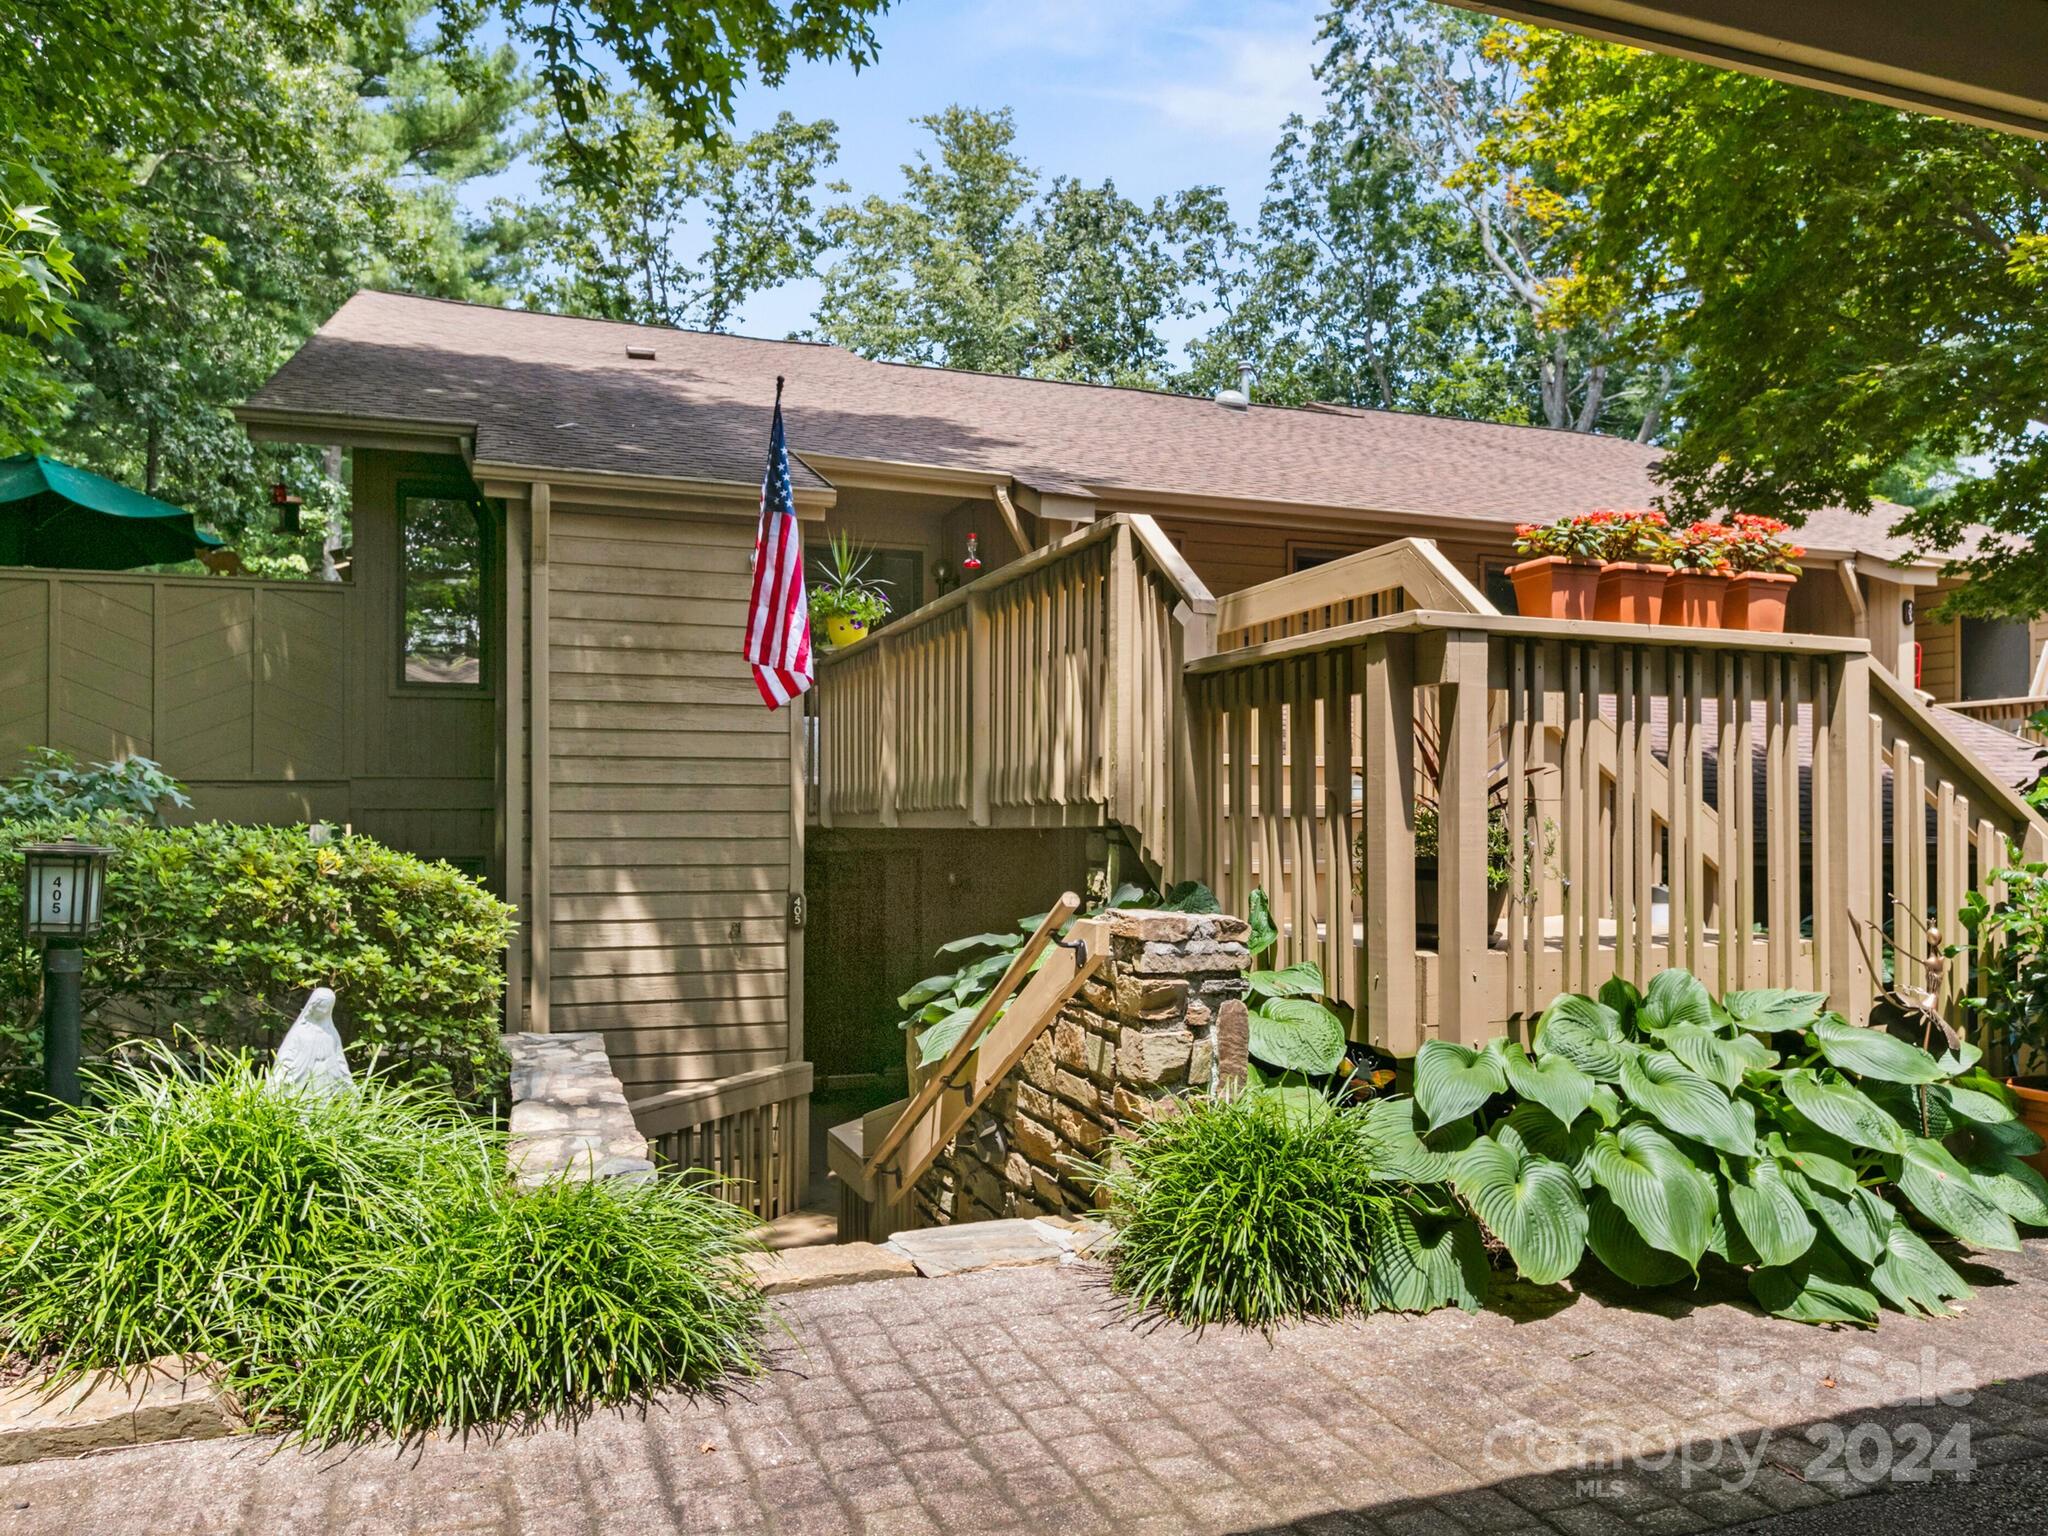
461, 0, 1330, 342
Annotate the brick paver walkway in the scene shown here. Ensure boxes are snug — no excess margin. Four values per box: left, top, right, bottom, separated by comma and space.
6, 1242, 2048, 1535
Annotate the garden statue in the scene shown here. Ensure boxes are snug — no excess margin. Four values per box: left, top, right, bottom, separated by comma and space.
269, 986, 355, 1098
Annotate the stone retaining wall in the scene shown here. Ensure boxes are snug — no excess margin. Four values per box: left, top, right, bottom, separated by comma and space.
913, 909, 1252, 1226
504, 1032, 654, 1186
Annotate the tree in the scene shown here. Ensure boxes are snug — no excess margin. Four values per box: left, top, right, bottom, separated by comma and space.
1320, 0, 1673, 437
814, 106, 1230, 386
1180, 101, 1523, 418
498, 96, 839, 331
1482, 25, 2048, 614
439, 0, 889, 192
0, 1, 527, 574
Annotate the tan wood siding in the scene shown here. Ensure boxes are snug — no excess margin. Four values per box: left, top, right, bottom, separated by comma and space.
543, 506, 794, 1094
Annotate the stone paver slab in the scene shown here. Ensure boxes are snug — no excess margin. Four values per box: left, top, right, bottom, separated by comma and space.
883, 1218, 1072, 1276
0, 1358, 230, 1466
742, 1242, 918, 1293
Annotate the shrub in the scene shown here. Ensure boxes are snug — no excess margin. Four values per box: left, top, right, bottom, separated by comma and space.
0, 747, 191, 824
1382, 971, 2048, 1325
0, 818, 515, 1095
251, 1173, 766, 1441
0, 1053, 766, 1441
1093, 1092, 1484, 1330
0, 1050, 474, 1371
1962, 863, 2048, 1078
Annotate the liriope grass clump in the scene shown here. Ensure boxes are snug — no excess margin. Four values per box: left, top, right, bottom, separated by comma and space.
1093, 1091, 1479, 1331
0, 1050, 476, 1373
0, 1051, 765, 1440
251, 1173, 767, 1442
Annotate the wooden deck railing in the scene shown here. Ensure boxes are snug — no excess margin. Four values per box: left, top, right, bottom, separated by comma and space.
631, 1060, 814, 1221
1947, 694, 2048, 744
1214, 537, 1495, 650
814, 514, 1216, 880
1185, 611, 2047, 1053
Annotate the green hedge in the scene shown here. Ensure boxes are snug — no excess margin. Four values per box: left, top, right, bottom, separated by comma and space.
0, 818, 516, 1096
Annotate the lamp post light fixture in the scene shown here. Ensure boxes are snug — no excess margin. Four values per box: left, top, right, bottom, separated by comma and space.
20, 838, 114, 1106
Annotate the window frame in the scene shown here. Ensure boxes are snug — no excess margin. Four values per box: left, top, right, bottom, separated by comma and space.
393, 478, 495, 697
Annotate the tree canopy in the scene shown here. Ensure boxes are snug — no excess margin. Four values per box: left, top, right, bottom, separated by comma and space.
1478, 22, 2048, 613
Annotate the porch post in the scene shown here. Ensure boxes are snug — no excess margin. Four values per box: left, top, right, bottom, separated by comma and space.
528, 480, 552, 1033
503, 490, 527, 1033
1431, 627, 1492, 1044
1824, 652, 1875, 1020
1361, 633, 1418, 1054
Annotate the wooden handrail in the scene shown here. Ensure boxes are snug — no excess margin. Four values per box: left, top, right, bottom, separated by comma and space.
863, 894, 1079, 1181
862, 896, 1109, 1201
1947, 694, 2048, 715
1216, 537, 1493, 650
1869, 661, 2045, 833
631, 1060, 814, 1137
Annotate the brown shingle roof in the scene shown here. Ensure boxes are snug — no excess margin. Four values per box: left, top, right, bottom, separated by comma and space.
243, 291, 1929, 563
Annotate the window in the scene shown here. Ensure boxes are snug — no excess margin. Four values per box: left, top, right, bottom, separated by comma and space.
1480, 559, 1519, 616
400, 487, 486, 687
804, 543, 926, 628
1290, 546, 1349, 573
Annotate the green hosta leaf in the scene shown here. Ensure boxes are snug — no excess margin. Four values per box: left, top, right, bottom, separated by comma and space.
1727, 1158, 1815, 1267
898, 973, 960, 1009
1956, 1116, 2046, 1160
1358, 1098, 1474, 1181
1586, 1083, 1623, 1127
1248, 1080, 1333, 1127
1246, 887, 1277, 959
1750, 1236, 1880, 1327
1780, 1068, 1906, 1152
1721, 988, 1829, 1034
1947, 1070, 2020, 1126
1869, 1218, 1973, 1318
1811, 1018, 1944, 1084
1487, 1038, 1595, 1127
1638, 969, 1714, 1034
1246, 962, 1325, 1000
1585, 1189, 1693, 1287
1585, 1122, 1714, 1268
1247, 997, 1347, 1076
1414, 1039, 1509, 1131
1451, 1124, 1589, 1286
1619, 1050, 1755, 1155
1896, 1138, 2020, 1251
1534, 996, 1630, 1081
1957, 1150, 2048, 1228
1937, 1040, 1984, 1076
1501, 1102, 1600, 1184
1364, 1205, 1488, 1314
915, 1004, 985, 1066
935, 931, 1023, 955
1660, 1023, 1777, 1092
1709, 1191, 1761, 1268
1764, 1128, 1864, 1193
1597, 976, 1644, 1021
1158, 880, 1220, 913
1784, 1167, 1892, 1265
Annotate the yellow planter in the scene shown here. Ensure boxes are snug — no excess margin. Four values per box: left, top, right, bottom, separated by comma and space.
823, 613, 869, 649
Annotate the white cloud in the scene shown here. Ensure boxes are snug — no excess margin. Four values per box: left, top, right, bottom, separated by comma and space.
1121, 23, 1321, 142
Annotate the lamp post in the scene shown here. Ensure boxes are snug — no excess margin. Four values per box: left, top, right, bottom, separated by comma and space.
20, 838, 113, 1106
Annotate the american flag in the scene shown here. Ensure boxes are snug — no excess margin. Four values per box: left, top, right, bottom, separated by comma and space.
743, 378, 812, 709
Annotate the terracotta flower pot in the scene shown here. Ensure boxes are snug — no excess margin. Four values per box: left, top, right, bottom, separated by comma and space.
2010, 1077, 2048, 1178
1594, 562, 1672, 625
1507, 557, 1600, 620
1724, 571, 1798, 633
1663, 570, 1729, 628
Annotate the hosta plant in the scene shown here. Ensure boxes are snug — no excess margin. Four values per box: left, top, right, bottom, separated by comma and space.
1373, 970, 2048, 1326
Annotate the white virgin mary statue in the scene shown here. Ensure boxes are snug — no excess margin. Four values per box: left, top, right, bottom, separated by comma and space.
269, 987, 355, 1099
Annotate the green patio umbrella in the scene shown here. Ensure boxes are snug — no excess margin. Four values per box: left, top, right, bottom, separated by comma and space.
0, 453, 225, 570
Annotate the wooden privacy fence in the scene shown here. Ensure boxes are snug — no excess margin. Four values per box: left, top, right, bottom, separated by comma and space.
630, 1060, 814, 1221
0, 566, 348, 779
1185, 611, 2047, 1054
813, 514, 1216, 880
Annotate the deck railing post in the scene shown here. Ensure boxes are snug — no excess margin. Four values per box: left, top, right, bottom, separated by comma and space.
1429, 628, 1492, 1044
967, 588, 991, 826
877, 633, 899, 828
1361, 633, 1418, 1054
1825, 652, 1875, 1019
1105, 520, 1141, 830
